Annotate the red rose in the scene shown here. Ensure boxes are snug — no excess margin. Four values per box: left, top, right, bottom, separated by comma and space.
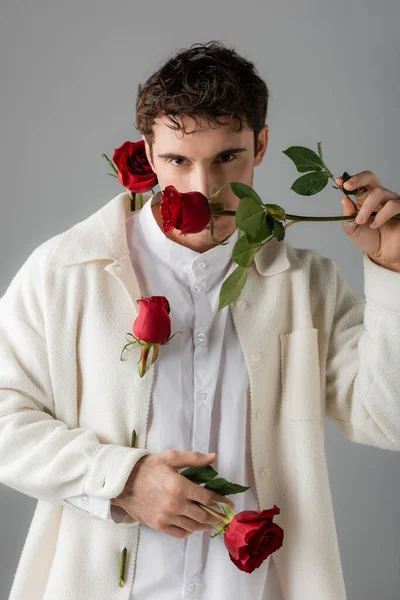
223, 505, 284, 573
160, 185, 211, 234
113, 140, 158, 193
133, 296, 171, 344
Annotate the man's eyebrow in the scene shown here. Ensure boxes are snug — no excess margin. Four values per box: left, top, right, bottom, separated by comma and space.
157, 147, 248, 160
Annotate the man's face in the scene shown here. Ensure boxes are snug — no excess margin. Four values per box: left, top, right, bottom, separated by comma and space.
142, 115, 269, 252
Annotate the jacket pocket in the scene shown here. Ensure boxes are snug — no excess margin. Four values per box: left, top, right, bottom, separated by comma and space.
280, 327, 322, 421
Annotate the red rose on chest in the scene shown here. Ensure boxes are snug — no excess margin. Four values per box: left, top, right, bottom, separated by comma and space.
133, 296, 171, 344
120, 295, 182, 378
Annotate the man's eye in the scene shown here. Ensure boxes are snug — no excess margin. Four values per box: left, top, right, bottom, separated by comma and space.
219, 153, 236, 163
168, 153, 237, 167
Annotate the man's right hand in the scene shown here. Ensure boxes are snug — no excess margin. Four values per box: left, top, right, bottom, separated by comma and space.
111, 450, 236, 538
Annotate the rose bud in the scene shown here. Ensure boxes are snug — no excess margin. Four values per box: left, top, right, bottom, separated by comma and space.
113, 140, 158, 194
133, 296, 171, 345
223, 505, 284, 574
120, 296, 183, 378
160, 185, 211, 234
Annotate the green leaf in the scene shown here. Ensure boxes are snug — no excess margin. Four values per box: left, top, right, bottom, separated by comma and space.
282, 146, 325, 173
317, 141, 323, 161
235, 196, 265, 238
218, 265, 247, 311
102, 153, 119, 176
228, 182, 263, 205
246, 212, 274, 243
263, 203, 286, 221
204, 477, 251, 495
291, 171, 329, 196
273, 218, 286, 241
179, 465, 218, 484
232, 234, 260, 268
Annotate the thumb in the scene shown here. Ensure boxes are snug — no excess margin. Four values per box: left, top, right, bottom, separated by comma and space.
341, 196, 359, 232
166, 450, 217, 469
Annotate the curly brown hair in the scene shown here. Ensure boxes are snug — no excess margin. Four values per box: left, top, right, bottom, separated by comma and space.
135, 40, 270, 164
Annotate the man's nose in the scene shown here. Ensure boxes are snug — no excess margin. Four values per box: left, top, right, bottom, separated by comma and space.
189, 171, 219, 199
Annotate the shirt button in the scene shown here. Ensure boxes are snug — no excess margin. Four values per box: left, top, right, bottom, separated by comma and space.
236, 300, 248, 309
187, 583, 196, 592
82, 494, 89, 505
259, 467, 269, 478
197, 392, 207, 401
256, 409, 264, 420
194, 283, 205, 293
197, 333, 206, 343
198, 261, 206, 269
251, 352, 261, 362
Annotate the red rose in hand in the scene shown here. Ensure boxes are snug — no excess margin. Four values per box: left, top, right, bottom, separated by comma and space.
223, 505, 284, 573
134, 296, 171, 344
113, 140, 158, 193
160, 185, 211, 234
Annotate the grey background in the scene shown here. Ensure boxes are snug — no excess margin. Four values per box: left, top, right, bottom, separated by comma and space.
1, 0, 399, 598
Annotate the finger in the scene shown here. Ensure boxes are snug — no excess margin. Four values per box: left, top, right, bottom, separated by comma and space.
206, 491, 235, 509
335, 177, 367, 201
184, 478, 235, 509
163, 524, 192, 538
341, 196, 359, 232
369, 198, 400, 228
177, 509, 220, 531
354, 188, 398, 225
165, 450, 216, 469
342, 171, 381, 192
184, 501, 226, 527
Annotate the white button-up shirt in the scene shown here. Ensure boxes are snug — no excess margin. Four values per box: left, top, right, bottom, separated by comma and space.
66, 192, 284, 599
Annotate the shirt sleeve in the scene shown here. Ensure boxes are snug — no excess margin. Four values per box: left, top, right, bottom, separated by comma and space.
65, 495, 114, 520
64, 495, 128, 523
325, 253, 400, 449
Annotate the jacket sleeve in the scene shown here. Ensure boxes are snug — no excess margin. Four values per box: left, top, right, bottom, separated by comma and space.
325, 252, 400, 450
0, 238, 150, 526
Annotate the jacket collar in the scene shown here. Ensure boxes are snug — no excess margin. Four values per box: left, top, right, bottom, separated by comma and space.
50, 191, 298, 276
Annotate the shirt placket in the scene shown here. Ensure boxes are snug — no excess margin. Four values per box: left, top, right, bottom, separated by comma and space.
181, 257, 215, 599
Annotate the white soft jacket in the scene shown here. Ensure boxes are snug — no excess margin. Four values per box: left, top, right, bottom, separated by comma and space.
1, 191, 400, 600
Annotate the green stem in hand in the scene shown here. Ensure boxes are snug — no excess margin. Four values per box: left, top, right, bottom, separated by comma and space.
194, 501, 231, 525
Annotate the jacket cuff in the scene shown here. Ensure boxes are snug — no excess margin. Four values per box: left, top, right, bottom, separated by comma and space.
83, 444, 150, 499
364, 253, 400, 315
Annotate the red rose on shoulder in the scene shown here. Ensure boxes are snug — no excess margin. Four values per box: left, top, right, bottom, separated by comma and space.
223, 505, 284, 573
160, 185, 211, 234
113, 140, 158, 193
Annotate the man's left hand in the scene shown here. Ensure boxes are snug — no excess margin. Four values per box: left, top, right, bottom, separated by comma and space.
335, 171, 400, 272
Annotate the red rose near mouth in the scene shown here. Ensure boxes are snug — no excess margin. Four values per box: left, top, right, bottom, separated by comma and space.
160, 185, 212, 234
113, 140, 158, 194
133, 296, 171, 345
223, 505, 284, 573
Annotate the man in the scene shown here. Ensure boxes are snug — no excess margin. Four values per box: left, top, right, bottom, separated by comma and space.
1, 40, 400, 600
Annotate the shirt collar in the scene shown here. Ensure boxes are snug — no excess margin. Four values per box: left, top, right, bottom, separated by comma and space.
49, 190, 297, 277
